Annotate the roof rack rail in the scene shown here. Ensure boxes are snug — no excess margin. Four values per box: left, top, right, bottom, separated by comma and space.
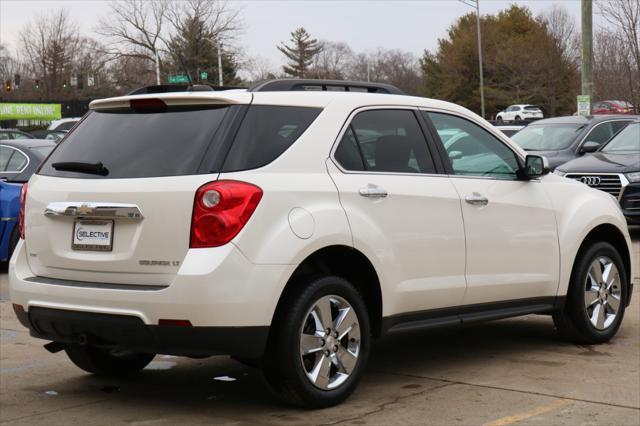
248, 79, 405, 95
126, 84, 246, 96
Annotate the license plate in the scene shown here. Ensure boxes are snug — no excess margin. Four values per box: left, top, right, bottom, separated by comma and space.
72, 220, 114, 252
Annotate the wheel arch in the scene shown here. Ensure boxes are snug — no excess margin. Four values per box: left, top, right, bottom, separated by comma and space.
271, 245, 384, 337
569, 223, 632, 306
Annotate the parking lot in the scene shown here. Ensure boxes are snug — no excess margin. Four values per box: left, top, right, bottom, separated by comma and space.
0, 232, 637, 425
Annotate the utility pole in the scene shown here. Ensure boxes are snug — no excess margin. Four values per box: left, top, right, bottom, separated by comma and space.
474, 0, 485, 119
154, 50, 161, 85
459, 0, 485, 118
581, 0, 593, 114
217, 42, 223, 87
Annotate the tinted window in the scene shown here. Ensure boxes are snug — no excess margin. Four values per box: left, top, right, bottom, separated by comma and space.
4, 148, 28, 172
585, 121, 629, 145
56, 121, 77, 131
12, 132, 32, 139
334, 127, 366, 170
40, 107, 232, 179
426, 112, 519, 179
601, 123, 640, 152
30, 146, 55, 157
222, 106, 322, 172
334, 109, 435, 173
0, 145, 12, 169
511, 123, 584, 150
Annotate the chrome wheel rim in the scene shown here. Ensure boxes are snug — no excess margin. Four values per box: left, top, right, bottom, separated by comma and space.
584, 256, 621, 330
299, 295, 361, 390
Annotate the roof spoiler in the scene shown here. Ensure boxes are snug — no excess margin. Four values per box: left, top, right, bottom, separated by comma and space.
127, 84, 246, 96
248, 79, 405, 95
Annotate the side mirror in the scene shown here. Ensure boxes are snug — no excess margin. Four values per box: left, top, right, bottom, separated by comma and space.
523, 155, 550, 179
580, 141, 600, 153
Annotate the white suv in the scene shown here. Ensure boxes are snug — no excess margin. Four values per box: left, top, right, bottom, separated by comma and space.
9, 80, 633, 408
496, 104, 544, 122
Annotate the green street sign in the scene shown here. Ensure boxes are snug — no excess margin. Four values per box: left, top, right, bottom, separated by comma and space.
0, 103, 62, 120
200, 71, 208, 80
168, 75, 190, 83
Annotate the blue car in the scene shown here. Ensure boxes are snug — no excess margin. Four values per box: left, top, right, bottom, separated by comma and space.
1, 139, 56, 262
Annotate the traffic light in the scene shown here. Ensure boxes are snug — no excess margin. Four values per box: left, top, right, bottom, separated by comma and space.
4, 79, 11, 92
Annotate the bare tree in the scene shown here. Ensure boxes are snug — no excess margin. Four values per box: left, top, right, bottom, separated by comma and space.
309, 41, 354, 79
19, 10, 81, 99
96, 0, 171, 84
538, 5, 580, 64
596, 0, 640, 107
349, 48, 421, 95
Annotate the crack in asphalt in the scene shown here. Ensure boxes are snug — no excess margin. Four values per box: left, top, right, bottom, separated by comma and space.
318, 382, 456, 426
371, 369, 640, 411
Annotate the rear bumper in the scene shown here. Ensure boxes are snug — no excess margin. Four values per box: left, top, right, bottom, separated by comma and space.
14, 305, 268, 358
10, 239, 294, 341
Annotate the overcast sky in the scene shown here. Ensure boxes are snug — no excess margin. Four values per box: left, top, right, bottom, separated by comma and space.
0, 0, 604, 72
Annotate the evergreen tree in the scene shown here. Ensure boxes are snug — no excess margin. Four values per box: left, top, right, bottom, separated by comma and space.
277, 27, 322, 78
167, 15, 241, 86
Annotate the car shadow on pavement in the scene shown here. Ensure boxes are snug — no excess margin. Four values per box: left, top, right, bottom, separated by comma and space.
27, 315, 580, 416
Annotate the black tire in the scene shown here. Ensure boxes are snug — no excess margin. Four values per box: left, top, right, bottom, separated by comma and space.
515, 115, 522, 121
497, 116, 503, 122
65, 345, 155, 376
7, 226, 20, 261
263, 276, 371, 408
553, 241, 628, 344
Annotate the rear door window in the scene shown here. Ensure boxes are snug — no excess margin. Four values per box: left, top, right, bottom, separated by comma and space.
333, 109, 436, 174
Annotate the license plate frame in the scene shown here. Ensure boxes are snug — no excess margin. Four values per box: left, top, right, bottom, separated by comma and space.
72, 220, 114, 252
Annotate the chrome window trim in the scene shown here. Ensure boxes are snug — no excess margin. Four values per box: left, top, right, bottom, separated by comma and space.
0, 144, 30, 174
328, 105, 528, 182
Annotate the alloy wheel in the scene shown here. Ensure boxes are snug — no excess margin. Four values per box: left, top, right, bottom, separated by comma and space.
299, 295, 361, 390
584, 256, 621, 330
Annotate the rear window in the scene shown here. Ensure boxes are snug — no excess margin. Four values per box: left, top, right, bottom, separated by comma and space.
39, 104, 321, 178
40, 107, 232, 179
524, 106, 540, 111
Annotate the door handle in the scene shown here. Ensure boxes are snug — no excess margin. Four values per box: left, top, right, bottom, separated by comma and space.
464, 193, 489, 206
359, 185, 388, 199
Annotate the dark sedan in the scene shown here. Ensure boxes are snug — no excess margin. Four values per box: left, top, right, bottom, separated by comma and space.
510, 115, 637, 170
0, 139, 56, 182
555, 120, 640, 225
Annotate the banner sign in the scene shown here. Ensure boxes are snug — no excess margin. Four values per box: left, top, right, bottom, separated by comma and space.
0, 103, 62, 120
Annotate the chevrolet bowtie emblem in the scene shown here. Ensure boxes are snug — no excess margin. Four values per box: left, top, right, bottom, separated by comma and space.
76, 205, 94, 216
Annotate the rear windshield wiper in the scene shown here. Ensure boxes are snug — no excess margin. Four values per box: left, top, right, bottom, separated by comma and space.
51, 161, 109, 176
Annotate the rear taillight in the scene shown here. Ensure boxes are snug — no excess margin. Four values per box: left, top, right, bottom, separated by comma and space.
190, 180, 263, 248
18, 183, 28, 239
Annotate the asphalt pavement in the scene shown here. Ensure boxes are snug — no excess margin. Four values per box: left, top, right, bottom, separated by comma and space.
1, 232, 638, 425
